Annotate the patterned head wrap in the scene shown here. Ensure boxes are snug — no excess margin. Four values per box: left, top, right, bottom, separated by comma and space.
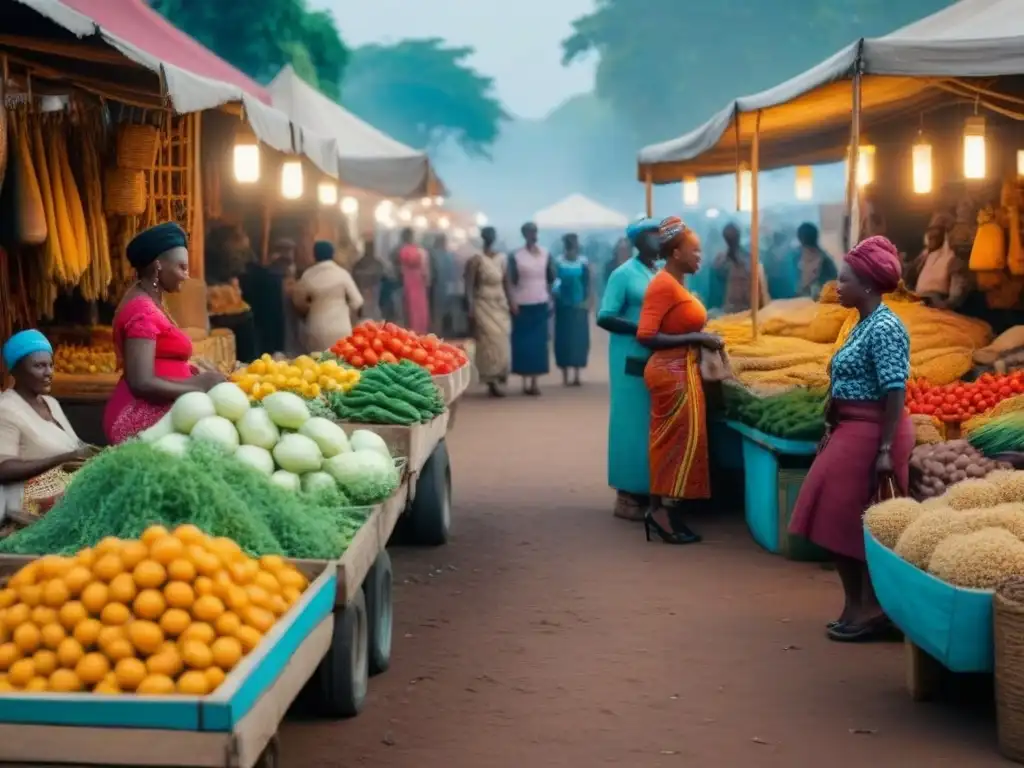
659, 215, 688, 249
2, 329, 52, 371
845, 235, 902, 293
626, 217, 659, 245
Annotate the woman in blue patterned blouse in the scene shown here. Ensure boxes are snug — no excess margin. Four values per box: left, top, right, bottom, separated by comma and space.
789, 236, 915, 643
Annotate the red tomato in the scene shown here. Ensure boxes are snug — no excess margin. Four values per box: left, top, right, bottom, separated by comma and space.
424, 363, 437, 374
380, 351, 398, 364
384, 322, 401, 335
411, 348, 428, 364
401, 345, 413, 358
351, 335, 369, 350
371, 338, 385, 354
387, 337, 404, 355
363, 349, 379, 366
350, 354, 366, 368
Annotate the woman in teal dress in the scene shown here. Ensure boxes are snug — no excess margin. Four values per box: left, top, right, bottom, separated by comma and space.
598, 217, 662, 521
554, 233, 591, 386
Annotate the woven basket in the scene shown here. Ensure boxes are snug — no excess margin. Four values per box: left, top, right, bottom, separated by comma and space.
995, 578, 1024, 762
116, 123, 160, 170
104, 167, 147, 216
8, 465, 73, 527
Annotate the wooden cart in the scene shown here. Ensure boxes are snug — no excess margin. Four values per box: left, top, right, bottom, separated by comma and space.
0, 485, 409, 768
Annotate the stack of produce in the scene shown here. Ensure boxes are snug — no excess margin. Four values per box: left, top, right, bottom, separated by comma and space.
140, 383, 400, 505
207, 282, 250, 317
864, 470, 1024, 588
326, 361, 446, 426
330, 322, 469, 375
907, 372, 1024, 424
968, 411, 1024, 457
53, 344, 118, 375
230, 354, 359, 401
721, 384, 826, 441
909, 440, 1012, 500
0, 527, 309, 694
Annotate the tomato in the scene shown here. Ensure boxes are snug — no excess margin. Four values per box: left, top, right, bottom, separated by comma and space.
351, 335, 369, 350
363, 349, 379, 366
1000, 385, 1013, 398
401, 345, 413, 358
424, 363, 437, 374
384, 322, 401, 335
371, 338, 385, 354
387, 337, 404, 355
380, 351, 398, 364
411, 348, 428, 364
350, 354, 365, 368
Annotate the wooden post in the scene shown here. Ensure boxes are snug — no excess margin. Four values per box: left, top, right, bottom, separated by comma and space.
644, 168, 653, 217
844, 68, 863, 252
750, 111, 762, 341
190, 111, 205, 281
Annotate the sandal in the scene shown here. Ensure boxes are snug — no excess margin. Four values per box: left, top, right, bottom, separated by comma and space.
826, 616, 894, 643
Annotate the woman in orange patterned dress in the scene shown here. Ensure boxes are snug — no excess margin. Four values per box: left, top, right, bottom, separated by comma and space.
637, 217, 723, 544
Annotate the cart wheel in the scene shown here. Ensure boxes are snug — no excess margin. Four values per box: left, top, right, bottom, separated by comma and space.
311, 589, 368, 717
409, 440, 451, 546
254, 735, 281, 768
364, 550, 393, 675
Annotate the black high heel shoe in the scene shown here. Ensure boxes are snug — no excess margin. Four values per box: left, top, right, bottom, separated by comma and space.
644, 510, 702, 545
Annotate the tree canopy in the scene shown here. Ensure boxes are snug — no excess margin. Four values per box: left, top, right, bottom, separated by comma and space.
341, 39, 509, 158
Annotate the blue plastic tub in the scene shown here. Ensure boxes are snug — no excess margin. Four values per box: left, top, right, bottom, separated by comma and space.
709, 418, 743, 472
864, 530, 993, 673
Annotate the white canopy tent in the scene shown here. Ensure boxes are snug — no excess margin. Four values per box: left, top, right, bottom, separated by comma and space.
268, 66, 441, 199
533, 193, 629, 230
637, 0, 1024, 182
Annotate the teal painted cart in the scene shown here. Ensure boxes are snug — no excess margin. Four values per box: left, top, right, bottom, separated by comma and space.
0, 487, 410, 767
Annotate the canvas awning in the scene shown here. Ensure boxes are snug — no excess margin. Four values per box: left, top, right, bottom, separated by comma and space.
268, 65, 442, 198
638, 0, 1024, 182
534, 193, 629, 230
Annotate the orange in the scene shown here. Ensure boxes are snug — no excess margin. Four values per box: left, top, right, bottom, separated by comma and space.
210, 637, 242, 671
127, 621, 164, 656
0, 678, 14, 692
132, 560, 167, 590
258, 555, 286, 573
253, 571, 281, 595
266, 595, 288, 617
0, 588, 16, 609
234, 626, 262, 654
133, 590, 166, 621
92, 553, 124, 583
57, 601, 86, 631
229, 560, 259, 585
243, 607, 274, 634
146, 647, 182, 678
104, 638, 134, 663
167, 558, 196, 583
24, 676, 48, 692
114, 657, 147, 691
192, 595, 224, 623
119, 541, 149, 571
193, 577, 215, 597
210, 537, 244, 563
164, 581, 195, 610
93, 679, 121, 694
136, 674, 175, 695
72, 619, 102, 648
204, 666, 226, 691
18, 584, 41, 608
40, 623, 66, 650
141, 525, 170, 546
95, 537, 123, 556
32, 649, 57, 677
13, 623, 41, 654
62, 566, 93, 596
30, 606, 56, 626
40, 580, 68, 609
189, 546, 222, 578
224, 585, 249, 613
75, 653, 110, 685
173, 524, 206, 545
7, 658, 34, 687
214, 612, 242, 637
74, 548, 95, 569
107, 574, 137, 605
176, 670, 210, 695
245, 585, 271, 611
100, 603, 131, 627
159, 609, 191, 638
4, 604, 29, 631
48, 668, 82, 692
180, 622, 215, 646
38, 555, 72, 580
80, 582, 109, 615
149, 537, 185, 566
181, 640, 213, 670
0, 643, 21, 671
97, 625, 126, 650
9, 562, 38, 588
279, 568, 307, 591
56, 638, 84, 669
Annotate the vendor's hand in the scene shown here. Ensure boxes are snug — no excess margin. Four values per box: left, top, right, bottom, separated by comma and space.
195, 370, 227, 392
875, 448, 894, 477
66, 445, 98, 463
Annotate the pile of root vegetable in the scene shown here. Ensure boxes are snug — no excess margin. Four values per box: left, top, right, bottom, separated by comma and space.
721, 384, 826, 441
865, 469, 1024, 588
909, 439, 1013, 500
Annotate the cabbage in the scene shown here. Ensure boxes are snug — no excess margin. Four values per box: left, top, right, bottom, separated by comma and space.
208, 382, 250, 422
170, 392, 216, 434
236, 408, 280, 450
349, 429, 391, 460
324, 449, 398, 505
299, 417, 350, 458
301, 471, 338, 493
272, 433, 323, 474
270, 470, 301, 492
262, 392, 311, 430
152, 433, 190, 458
138, 412, 175, 443
234, 445, 275, 476
190, 415, 240, 453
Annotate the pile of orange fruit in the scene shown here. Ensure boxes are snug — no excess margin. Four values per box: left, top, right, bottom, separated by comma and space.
0, 525, 309, 695
230, 354, 360, 401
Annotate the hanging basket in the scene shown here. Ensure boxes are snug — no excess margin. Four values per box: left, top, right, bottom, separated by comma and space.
995, 578, 1024, 763
104, 167, 147, 216
116, 123, 160, 170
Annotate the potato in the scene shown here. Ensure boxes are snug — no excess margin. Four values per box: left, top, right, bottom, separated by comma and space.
954, 455, 971, 470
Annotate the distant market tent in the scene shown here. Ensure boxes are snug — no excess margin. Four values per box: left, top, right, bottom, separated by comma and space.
534, 194, 629, 230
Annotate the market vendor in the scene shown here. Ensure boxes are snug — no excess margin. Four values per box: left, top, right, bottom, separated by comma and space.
0, 330, 95, 518
103, 222, 226, 444
710, 223, 770, 314
904, 213, 971, 311
790, 223, 838, 301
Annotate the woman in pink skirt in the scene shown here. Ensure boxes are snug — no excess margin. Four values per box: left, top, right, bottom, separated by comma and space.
788, 236, 914, 643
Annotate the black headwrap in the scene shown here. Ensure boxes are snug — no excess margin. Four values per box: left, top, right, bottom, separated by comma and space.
127, 222, 188, 270
313, 241, 335, 263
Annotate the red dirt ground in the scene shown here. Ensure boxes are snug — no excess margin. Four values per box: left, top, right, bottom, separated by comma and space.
281, 338, 1013, 767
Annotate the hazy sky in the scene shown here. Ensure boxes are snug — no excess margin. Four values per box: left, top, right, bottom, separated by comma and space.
313, 0, 597, 119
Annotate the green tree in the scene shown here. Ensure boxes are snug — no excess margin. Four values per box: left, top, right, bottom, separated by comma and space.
562, 0, 955, 144
341, 39, 509, 158
149, 0, 348, 99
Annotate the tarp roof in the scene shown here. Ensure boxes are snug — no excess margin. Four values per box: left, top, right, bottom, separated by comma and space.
268, 66, 440, 199
11, 0, 339, 177
637, 0, 1024, 183
534, 193, 629, 230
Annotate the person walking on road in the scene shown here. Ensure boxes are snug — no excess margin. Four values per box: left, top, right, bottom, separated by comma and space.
554, 233, 591, 386
466, 226, 514, 397
398, 228, 431, 335
508, 222, 554, 396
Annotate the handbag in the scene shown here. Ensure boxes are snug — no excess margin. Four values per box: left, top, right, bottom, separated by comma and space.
874, 472, 904, 503
698, 347, 734, 383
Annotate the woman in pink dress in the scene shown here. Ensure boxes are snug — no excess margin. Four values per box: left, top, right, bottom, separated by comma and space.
103, 222, 225, 444
398, 227, 431, 335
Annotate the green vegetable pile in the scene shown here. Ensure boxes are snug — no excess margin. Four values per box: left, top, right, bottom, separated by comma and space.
722, 385, 827, 441
967, 411, 1024, 456
0, 441, 370, 559
327, 361, 445, 425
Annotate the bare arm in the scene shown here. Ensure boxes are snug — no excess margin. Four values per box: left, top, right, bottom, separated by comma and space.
124, 338, 211, 401
637, 332, 721, 351
878, 387, 906, 455
465, 257, 479, 318
0, 453, 81, 484
503, 259, 518, 314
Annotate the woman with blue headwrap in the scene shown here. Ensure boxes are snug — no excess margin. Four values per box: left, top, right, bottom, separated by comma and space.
291, 240, 365, 354
597, 217, 662, 520
0, 330, 94, 520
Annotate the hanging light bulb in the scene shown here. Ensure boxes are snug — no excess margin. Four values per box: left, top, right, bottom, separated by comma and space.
340, 196, 359, 215
737, 165, 752, 212
681, 176, 699, 207
794, 166, 813, 201
438, 216, 451, 230
1018, 150, 1024, 178
280, 161, 303, 200
317, 181, 338, 206
856, 144, 876, 188
413, 215, 428, 230
398, 206, 413, 223
433, 196, 445, 206
475, 212, 488, 227
420, 197, 433, 208
912, 135, 933, 194
964, 115, 987, 180
233, 144, 260, 184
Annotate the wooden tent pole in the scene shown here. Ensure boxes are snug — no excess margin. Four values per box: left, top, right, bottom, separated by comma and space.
644, 168, 653, 217
750, 111, 762, 341
844, 67, 863, 252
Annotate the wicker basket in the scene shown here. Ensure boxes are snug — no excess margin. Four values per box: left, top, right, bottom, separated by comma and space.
116, 123, 160, 170
7, 464, 73, 528
104, 167, 147, 216
995, 578, 1024, 762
